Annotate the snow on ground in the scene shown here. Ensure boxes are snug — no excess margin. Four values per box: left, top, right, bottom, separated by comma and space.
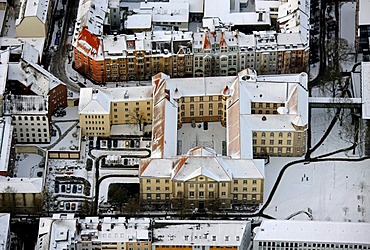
99, 177, 139, 203
55, 121, 75, 135
264, 160, 370, 222
177, 122, 226, 155
310, 107, 360, 158
14, 153, 44, 178
52, 107, 79, 121
264, 156, 302, 200
340, 2, 356, 47
51, 123, 80, 151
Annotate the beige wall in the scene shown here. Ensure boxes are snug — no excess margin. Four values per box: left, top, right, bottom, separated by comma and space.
16, 16, 46, 37
110, 99, 152, 125
140, 174, 264, 208
80, 113, 111, 136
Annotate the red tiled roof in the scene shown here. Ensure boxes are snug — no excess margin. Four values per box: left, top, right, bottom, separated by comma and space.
77, 26, 100, 54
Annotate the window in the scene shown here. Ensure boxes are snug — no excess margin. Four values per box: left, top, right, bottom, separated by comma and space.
190, 183, 194, 188
199, 183, 204, 188
189, 191, 194, 197
243, 180, 247, 184
234, 180, 238, 184
199, 191, 204, 197
270, 140, 274, 145
233, 187, 238, 192
287, 140, 291, 145
253, 180, 257, 184
253, 139, 257, 145
156, 187, 160, 191
209, 191, 214, 198
253, 132, 257, 137
270, 132, 274, 137
279, 132, 283, 138
146, 187, 151, 191
252, 187, 257, 192
156, 179, 160, 183
243, 187, 247, 192
177, 183, 181, 187
261, 132, 265, 137
261, 139, 265, 145
190, 97, 194, 102
288, 132, 292, 138
209, 183, 213, 188
147, 194, 151, 199
221, 183, 226, 187
221, 192, 226, 196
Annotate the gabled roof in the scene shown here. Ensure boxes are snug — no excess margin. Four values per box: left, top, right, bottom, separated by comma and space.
78, 88, 110, 114
76, 26, 101, 56
16, 0, 51, 25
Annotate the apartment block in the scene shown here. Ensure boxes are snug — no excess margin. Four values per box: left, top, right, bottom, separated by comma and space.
4, 95, 51, 143
153, 220, 251, 250
78, 86, 153, 137
253, 220, 370, 249
73, 29, 308, 83
139, 147, 264, 209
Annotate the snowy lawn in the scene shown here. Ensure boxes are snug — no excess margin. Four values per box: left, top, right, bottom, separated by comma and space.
14, 153, 44, 178
52, 107, 79, 121
264, 160, 370, 222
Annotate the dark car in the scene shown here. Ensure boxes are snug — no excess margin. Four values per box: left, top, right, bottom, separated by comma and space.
55, 185, 59, 193
72, 185, 77, 193
61, 184, 66, 192
66, 203, 70, 210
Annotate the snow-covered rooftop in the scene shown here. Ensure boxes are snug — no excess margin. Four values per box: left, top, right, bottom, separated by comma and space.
0, 117, 13, 173
140, 0, 189, 24
359, 0, 370, 25
0, 177, 43, 193
4, 95, 48, 115
140, 148, 264, 181
153, 220, 250, 246
126, 14, 152, 30
75, 0, 109, 37
255, 220, 370, 244
78, 86, 152, 114
0, 49, 9, 96
362, 62, 370, 119
204, 0, 271, 26
16, 0, 51, 25
0, 213, 10, 247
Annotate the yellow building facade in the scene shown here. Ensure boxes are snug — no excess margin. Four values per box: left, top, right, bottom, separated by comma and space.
79, 87, 153, 137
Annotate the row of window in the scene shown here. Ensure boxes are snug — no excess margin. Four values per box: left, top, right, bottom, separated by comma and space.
258, 242, 370, 249
146, 180, 258, 185
253, 139, 292, 145
12, 116, 47, 121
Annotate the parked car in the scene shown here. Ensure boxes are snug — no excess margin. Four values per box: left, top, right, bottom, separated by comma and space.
54, 201, 59, 209
77, 202, 82, 210
66, 184, 71, 193
68, 27, 73, 36
61, 184, 66, 192
125, 140, 130, 148
135, 140, 140, 148
72, 185, 77, 193
59, 201, 64, 209
66, 202, 70, 210
71, 203, 76, 210
55, 185, 59, 193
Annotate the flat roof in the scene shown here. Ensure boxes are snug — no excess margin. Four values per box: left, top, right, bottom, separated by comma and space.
362, 62, 370, 119
153, 220, 249, 246
359, 0, 370, 25
126, 14, 152, 29
0, 117, 12, 172
255, 220, 370, 244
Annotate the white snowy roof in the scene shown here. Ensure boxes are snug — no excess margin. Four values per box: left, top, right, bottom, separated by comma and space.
166, 76, 235, 97
255, 220, 370, 244
140, 0, 189, 23
4, 95, 48, 115
78, 88, 110, 114
140, 151, 264, 180
126, 14, 152, 30
362, 62, 370, 119
0, 117, 13, 173
0, 49, 9, 95
204, 0, 271, 26
0, 177, 43, 193
241, 114, 298, 131
75, 0, 109, 37
359, 0, 370, 25
0, 37, 45, 61
188, 0, 203, 13
153, 220, 250, 246
0, 213, 10, 247
16, 0, 51, 25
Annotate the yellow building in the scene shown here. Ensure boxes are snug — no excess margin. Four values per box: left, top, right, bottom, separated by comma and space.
79, 87, 153, 137
139, 147, 264, 209
153, 220, 251, 250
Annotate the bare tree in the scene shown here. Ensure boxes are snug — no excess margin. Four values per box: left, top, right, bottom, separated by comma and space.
326, 38, 353, 72
130, 108, 145, 131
